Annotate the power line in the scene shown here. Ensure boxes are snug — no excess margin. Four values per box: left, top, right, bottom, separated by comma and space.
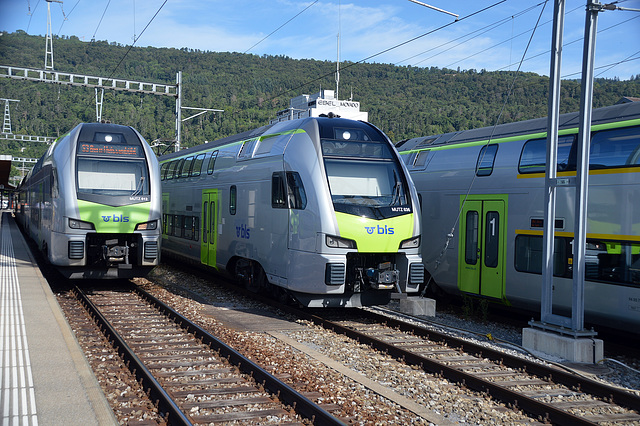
243, 0, 318, 54
398, 3, 545, 67
103, 0, 168, 83
266, 0, 507, 103
57, 0, 81, 36
92, 0, 111, 42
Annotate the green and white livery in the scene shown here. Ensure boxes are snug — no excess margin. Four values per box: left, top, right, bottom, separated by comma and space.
160, 116, 423, 307
16, 123, 162, 279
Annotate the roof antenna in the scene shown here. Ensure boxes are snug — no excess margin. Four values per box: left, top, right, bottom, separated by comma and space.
335, 0, 341, 100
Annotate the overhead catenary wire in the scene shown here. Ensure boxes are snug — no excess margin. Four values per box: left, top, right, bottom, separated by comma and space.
266, 0, 508, 103
421, 0, 550, 296
92, 0, 111, 42
243, 0, 319, 54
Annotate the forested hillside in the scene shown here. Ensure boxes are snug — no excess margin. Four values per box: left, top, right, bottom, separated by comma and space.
1, 31, 639, 163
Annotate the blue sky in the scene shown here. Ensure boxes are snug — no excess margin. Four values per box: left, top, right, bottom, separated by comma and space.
1, 0, 639, 81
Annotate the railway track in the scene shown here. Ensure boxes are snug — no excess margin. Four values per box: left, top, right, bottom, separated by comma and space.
296, 306, 640, 426
71, 283, 345, 425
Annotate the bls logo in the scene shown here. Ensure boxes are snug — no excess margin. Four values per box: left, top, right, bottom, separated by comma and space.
365, 225, 394, 235
236, 224, 251, 239
102, 214, 130, 223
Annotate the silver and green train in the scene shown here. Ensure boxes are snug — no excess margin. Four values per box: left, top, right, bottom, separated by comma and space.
159, 116, 424, 307
398, 101, 640, 332
15, 122, 162, 279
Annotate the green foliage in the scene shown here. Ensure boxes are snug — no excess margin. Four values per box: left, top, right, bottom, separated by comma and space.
1, 30, 639, 165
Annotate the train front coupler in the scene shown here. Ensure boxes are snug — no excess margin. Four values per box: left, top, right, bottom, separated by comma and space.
365, 261, 399, 290
102, 238, 131, 266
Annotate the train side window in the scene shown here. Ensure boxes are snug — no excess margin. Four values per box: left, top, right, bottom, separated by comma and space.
160, 163, 168, 180
518, 135, 575, 174
181, 157, 194, 178
585, 240, 640, 285
272, 173, 286, 208
207, 151, 219, 175
174, 159, 185, 179
255, 134, 279, 156
286, 172, 307, 210
476, 144, 498, 176
202, 203, 207, 243
174, 215, 183, 237
191, 154, 205, 177
193, 216, 199, 242
166, 161, 177, 180
238, 138, 258, 160
590, 126, 640, 169
229, 185, 237, 215
514, 235, 568, 276
464, 211, 479, 265
412, 151, 431, 169
183, 215, 193, 240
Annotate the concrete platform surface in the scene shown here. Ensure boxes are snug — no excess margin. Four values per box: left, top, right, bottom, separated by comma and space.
1, 211, 116, 425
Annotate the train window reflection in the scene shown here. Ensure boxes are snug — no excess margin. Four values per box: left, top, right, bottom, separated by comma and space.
590, 126, 640, 169
324, 159, 408, 208
518, 135, 575, 174
77, 158, 149, 196
585, 240, 640, 285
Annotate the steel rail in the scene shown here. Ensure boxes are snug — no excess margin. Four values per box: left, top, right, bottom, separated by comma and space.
73, 286, 191, 426
299, 308, 600, 426
131, 283, 345, 426
361, 308, 640, 412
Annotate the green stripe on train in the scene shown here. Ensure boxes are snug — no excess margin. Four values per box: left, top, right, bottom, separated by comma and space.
78, 200, 152, 233
335, 212, 414, 253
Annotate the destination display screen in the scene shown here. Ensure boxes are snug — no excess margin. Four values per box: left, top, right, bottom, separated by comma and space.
78, 143, 140, 157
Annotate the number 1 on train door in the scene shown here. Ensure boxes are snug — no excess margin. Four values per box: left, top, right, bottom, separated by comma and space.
201, 189, 218, 268
458, 195, 507, 300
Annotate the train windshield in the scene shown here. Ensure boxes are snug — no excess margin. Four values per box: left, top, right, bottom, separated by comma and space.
77, 158, 149, 197
321, 128, 411, 218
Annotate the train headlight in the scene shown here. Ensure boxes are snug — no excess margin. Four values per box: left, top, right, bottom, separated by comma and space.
326, 235, 357, 249
135, 220, 158, 231
400, 236, 420, 249
68, 218, 94, 230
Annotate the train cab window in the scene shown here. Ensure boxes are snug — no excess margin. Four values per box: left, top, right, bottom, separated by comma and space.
272, 172, 307, 210
518, 135, 575, 174
272, 173, 286, 208
191, 154, 205, 177
76, 157, 149, 197
476, 144, 498, 176
590, 126, 640, 169
207, 151, 219, 175
229, 185, 237, 215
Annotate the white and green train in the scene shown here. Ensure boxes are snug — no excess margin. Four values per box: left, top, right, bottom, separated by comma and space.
398, 101, 640, 332
15, 123, 162, 279
159, 116, 424, 307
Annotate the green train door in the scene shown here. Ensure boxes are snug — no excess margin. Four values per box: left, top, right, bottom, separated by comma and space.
458, 195, 507, 300
201, 189, 218, 268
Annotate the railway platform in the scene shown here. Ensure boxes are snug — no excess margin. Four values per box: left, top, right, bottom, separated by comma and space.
0, 211, 116, 425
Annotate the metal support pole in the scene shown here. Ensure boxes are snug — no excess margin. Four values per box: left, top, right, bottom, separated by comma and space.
95, 88, 104, 122
540, 0, 570, 328
45, 0, 63, 73
175, 71, 182, 152
572, 0, 600, 332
